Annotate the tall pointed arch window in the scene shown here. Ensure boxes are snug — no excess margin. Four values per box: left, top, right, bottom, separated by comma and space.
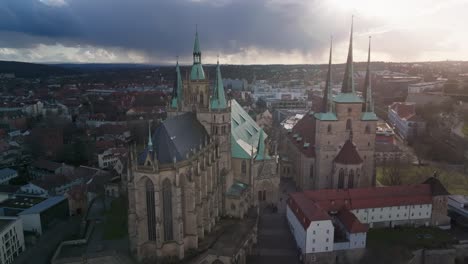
162, 179, 173, 241
346, 119, 352, 131
348, 170, 354, 189
338, 169, 345, 189
145, 179, 156, 241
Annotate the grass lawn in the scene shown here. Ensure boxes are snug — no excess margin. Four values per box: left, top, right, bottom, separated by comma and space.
376, 165, 468, 195
463, 123, 468, 137
103, 196, 128, 240
367, 227, 456, 251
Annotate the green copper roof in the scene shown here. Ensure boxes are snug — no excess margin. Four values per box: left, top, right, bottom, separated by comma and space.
171, 61, 183, 108
361, 112, 378, 121
255, 129, 270, 160
193, 30, 201, 54
314, 112, 338, 121
231, 100, 268, 159
211, 61, 227, 109
190, 64, 205, 80
333, 93, 363, 103
191, 29, 205, 80
226, 180, 248, 197
231, 135, 251, 159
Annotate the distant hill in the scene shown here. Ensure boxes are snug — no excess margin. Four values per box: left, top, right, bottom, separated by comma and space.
0, 60, 77, 78
53, 63, 157, 71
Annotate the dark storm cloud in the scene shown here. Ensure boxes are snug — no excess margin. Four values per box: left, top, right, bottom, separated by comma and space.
0, 0, 367, 62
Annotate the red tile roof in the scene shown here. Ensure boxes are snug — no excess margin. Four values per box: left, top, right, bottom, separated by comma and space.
288, 192, 330, 229
337, 210, 369, 233
288, 111, 316, 157
334, 140, 363, 165
289, 184, 433, 232
390, 102, 416, 120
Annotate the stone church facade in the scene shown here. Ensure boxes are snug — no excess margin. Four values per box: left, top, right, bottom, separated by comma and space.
127, 30, 279, 262
286, 23, 378, 191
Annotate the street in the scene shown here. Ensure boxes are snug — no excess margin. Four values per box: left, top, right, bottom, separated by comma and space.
247, 178, 300, 264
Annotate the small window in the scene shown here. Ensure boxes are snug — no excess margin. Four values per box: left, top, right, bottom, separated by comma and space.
365, 125, 371, 134
327, 124, 332, 133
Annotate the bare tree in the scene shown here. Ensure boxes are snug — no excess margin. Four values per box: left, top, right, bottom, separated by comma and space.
380, 158, 405, 186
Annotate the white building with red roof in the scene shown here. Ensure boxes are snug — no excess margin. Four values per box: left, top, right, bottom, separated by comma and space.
286, 180, 449, 263
388, 102, 426, 141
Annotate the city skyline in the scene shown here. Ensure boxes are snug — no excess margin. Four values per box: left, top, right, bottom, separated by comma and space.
0, 0, 467, 64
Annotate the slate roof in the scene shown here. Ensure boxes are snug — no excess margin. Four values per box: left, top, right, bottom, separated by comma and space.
140, 112, 209, 164
231, 100, 268, 159
288, 111, 316, 157
31, 159, 62, 172
334, 140, 363, 165
423, 177, 450, 196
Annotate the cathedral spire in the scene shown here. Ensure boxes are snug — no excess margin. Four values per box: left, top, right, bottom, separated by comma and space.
171, 58, 183, 108
322, 36, 333, 113
363, 36, 374, 112
190, 26, 205, 80
211, 57, 227, 109
193, 24, 201, 60
147, 120, 153, 151
341, 16, 354, 94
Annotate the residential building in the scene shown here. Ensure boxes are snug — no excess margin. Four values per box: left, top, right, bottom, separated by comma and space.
0, 169, 18, 185
18, 196, 69, 235
0, 217, 25, 264
388, 102, 426, 142
97, 148, 127, 169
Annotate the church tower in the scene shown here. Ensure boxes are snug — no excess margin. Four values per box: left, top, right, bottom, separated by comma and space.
313, 18, 378, 189
167, 28, 232, 183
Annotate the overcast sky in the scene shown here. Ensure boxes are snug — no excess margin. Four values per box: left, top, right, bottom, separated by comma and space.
0, 0, 467, 64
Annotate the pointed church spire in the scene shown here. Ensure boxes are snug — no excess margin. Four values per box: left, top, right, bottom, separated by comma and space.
341, 16, 354, 94
147, 120, 153, 151
193, 24, 201, 57
322, 36, 333, 113
171, 58, 183, 108
211, 57, 227, 109
363, 36, 374, 112
190, 26, 205, 80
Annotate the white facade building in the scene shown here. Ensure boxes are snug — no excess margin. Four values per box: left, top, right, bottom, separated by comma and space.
0, 217, 25, 264
287, 183, 446, 262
